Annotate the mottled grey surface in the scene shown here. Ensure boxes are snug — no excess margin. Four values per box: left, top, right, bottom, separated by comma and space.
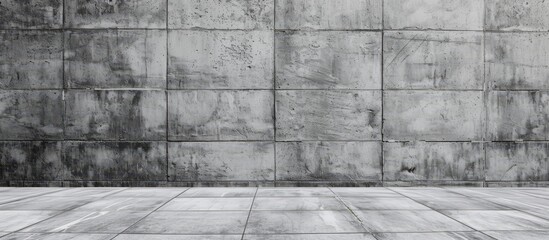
276, 31, 381, 89
0, 31, 63, 89
384, 31, 483, 90
1, 0, 549, 186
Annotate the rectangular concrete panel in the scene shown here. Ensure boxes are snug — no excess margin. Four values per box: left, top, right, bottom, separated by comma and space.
168, 90, 274, 140
383, 91, 484, 141
0, 30, 63, 89
486, 142, 549, 181
384, 0, 484, 30
168, 142, 274, 181
276, 90, 381, 141
487, 91, 549, 141
63, 141, 167, 181
168, 30, 273, 89
65, 30, 167, 88
64, 0, 166, 28
275, 31, 381, 89
383, 31, 484, 90
275, 0, 382, 30
0, 0, 62, 29
486, 0, 549, 31
0, 141, 64, 181
168, 0, 273, 29
384, 142, 485, 181
65, 90, 167, 141
0, 90, 63, 140
485, 32, 549, 90
276, 141, 382, 181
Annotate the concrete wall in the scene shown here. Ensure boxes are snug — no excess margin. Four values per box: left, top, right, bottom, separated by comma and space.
0, 0, 548, 187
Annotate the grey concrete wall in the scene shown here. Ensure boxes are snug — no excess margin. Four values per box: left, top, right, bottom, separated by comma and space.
1, 0, 548, 187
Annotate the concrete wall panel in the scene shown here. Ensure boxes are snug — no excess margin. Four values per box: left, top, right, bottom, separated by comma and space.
486, 0, 549, 31
276, 31, 381, 89
0, 0, 62, 29
0, 141, 64, 181
487, 142, 549, 181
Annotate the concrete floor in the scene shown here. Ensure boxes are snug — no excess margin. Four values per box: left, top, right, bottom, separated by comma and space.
0, 188, 549, 239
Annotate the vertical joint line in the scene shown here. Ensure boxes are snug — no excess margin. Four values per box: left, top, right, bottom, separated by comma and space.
273, 0, 277, 186
165, 0, 170, 182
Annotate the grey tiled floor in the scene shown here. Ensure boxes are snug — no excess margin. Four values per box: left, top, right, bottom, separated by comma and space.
1, 188, 549, 239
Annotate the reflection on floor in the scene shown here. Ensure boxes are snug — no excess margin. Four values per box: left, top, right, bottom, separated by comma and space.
1, 187, 549, 239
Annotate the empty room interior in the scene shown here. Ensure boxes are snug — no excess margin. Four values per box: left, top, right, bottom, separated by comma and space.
1, 0, 549, 239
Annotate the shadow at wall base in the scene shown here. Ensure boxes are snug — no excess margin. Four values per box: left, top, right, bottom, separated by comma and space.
3, 180, 549, 187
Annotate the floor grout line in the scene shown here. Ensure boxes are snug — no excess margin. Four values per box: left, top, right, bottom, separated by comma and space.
241, 187, 259, 239
327, 187, 374, 237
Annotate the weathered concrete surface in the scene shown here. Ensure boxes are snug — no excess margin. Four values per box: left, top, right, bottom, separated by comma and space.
63, 141, 166, 181
0, 0, 62, 29
0, 30, 63, 89
384, 142, 485, 181
65, 30, 167, 89
65, 0, 166, 28
168, 142, 274, 181
384, 0, 484, 30
275, 0, 382, 30
0, 90, 63, 140
485, 33, 549, 90
168, 90, 274, 140
276, 31, 381, 89
276, 90, 381, 141
0, 141, 64, 181
384, 31, 484, 90
276, 141, 382, 181
383, 91, 484, 141
486, 142, 549, 181
168, 30, 273, 89
487, 91, 549, 141
168, 0, 273, 29
486, 0, 549, 31
65, 90, 166, 141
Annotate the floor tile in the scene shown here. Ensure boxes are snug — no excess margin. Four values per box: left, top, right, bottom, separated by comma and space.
443, 210, 549, 230
0, 210, 59, 232
114, 234, 241, 240
256, 188, 334, 197
523, 209, 549, 221
42, 188, 125, 198
73, 197, 168, 212
342, 197, 429, 210
331, 188, 401, 198
243, 233, 376, 240
20, 211, 148, 233
159, 198, 253, 211
178, 188, 256, 198
483, 230, 549, 240
0, 197, 93, 211
0, 196, 27, 205
0, 233, 115, 240
414, 197, 510, 210
389, 188, 466, 199
245, 211, 365, 234
446, 188, 533, 198
109, 188, 187, 198
252, 197, 346, 211
374, 232, 491, 240
125, 211, 248, 234
355, 210, 471, 232
0, 188, 65, 196
484, 196, 549, 211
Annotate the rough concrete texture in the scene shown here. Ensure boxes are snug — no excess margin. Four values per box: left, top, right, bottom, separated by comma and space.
276, 141, 382, 181
0, 31, 63, 89
1, 0, 549, 186
384, 91, 484, 141
169, 0, 274, 30
276, 90, 381, 141
168, 30, 273, 89
276, 31, 381, 89
485, 32, 549, 90
65, 30, 167, 88
168, 142, 274, 181
486, 0, 549, 31
64, 0, 166, 28
275, 0, 382, 30
384, 142, 485, 181
384, 0, 484, 30
488, 91, 549, 141
384, 31, 484, 90
65, 90, 166, 141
